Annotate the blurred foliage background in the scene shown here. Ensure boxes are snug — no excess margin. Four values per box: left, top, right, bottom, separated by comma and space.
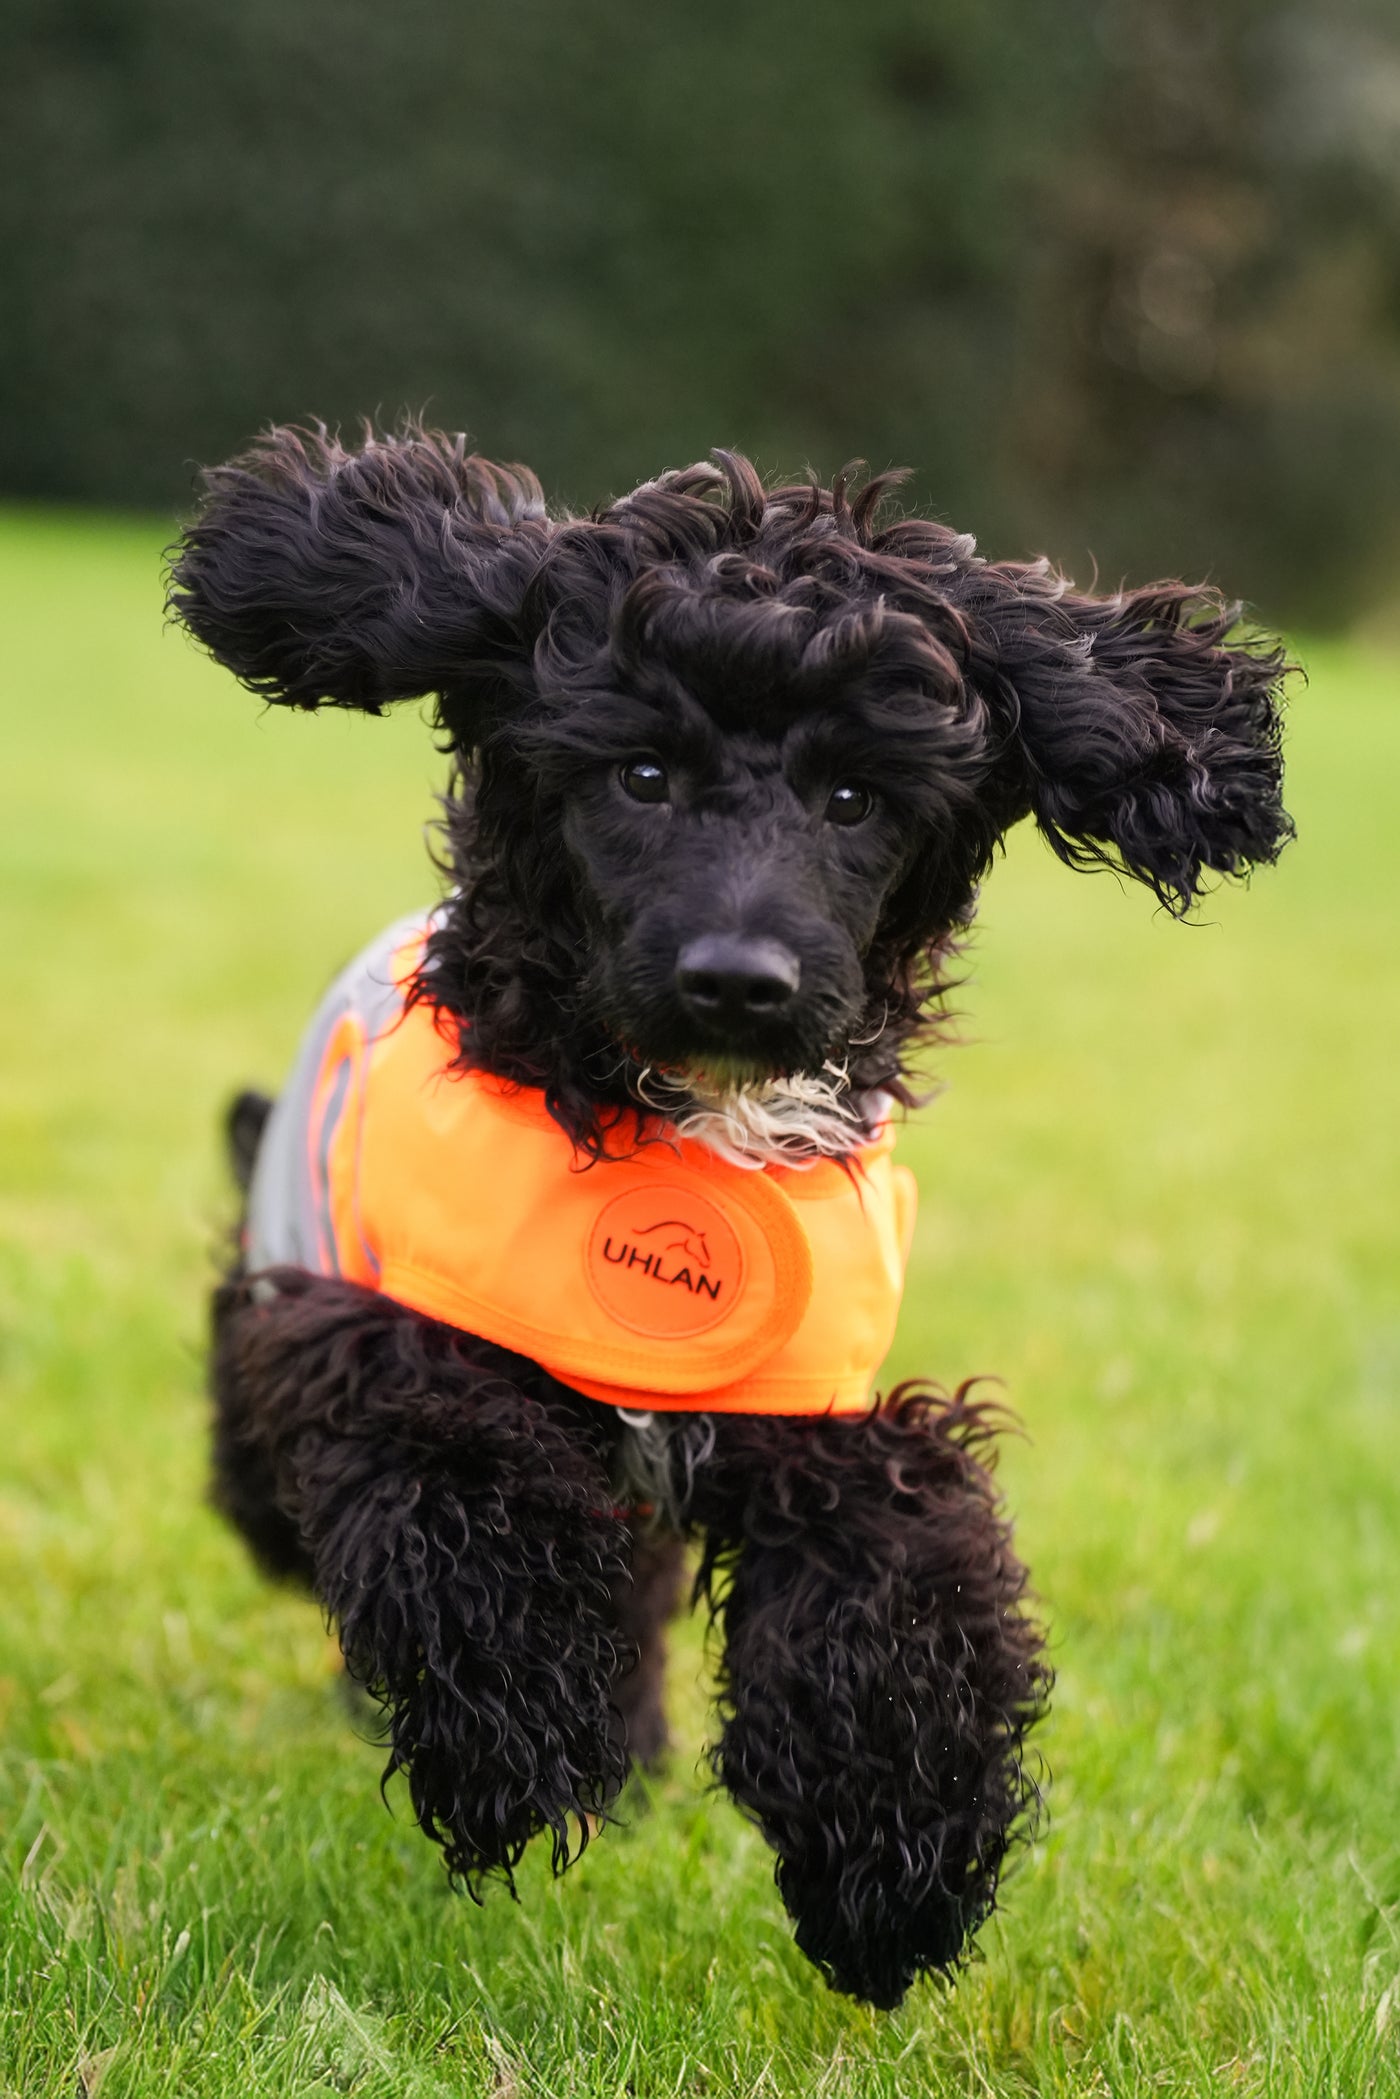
4, 0, 1400, 625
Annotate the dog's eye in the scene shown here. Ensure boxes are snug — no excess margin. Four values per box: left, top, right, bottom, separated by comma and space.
619, 758, 670, 804
825, 783, 875, 827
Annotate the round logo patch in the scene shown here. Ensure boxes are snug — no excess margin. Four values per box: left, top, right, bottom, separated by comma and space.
586, 1183, 745, 1339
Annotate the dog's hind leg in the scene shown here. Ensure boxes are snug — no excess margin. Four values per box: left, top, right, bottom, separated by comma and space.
209, 1090, 304, 1578
609, 1524, 687, 1772
686, 1388, 1051, 2010
211, 1269, 631, 1890
210, 1269, 315, 1581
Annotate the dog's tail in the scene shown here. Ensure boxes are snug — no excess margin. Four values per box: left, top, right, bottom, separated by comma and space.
225, 1088, 274, 1196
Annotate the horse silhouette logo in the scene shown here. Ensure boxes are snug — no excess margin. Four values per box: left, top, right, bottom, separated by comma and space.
587, 1185, 742, 1334
635, 1218, 712, 1269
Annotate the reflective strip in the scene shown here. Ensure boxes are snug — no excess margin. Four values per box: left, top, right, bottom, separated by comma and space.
311, 1052, 353, 1276
245, 910, 433, 1277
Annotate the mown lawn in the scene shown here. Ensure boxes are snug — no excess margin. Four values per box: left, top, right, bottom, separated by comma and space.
2, 507, 1398, 2097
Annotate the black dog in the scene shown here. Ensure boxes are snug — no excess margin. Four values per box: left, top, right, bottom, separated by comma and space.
170, 425, 1289, 2008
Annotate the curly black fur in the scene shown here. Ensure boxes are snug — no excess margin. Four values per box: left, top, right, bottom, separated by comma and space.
673, 1387, 1047, 2008
169, 421, 1292, 2005
170, 424, 1291, 1154
211, 1268, 631, 1887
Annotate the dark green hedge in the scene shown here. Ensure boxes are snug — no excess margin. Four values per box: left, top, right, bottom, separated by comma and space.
4, 0, 1399, 622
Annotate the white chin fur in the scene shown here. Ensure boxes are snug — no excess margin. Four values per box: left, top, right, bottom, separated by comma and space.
633, 1061, 886, 1168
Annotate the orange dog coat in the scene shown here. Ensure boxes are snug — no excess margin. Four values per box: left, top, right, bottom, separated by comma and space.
246, 916, 917, 1416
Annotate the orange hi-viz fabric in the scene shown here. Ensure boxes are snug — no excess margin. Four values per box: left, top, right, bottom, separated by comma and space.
245, 915, 918, 1416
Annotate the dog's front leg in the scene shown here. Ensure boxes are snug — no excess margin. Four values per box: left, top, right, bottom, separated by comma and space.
686, 1391, 1050, 2009
214, 1271, 630, 1889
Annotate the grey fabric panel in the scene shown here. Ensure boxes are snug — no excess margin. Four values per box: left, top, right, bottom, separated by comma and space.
245, 911, 433, 1275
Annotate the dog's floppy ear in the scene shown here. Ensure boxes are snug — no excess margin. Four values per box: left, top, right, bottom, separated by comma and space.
964, 564, 1293, 913
168, 422, 552, 723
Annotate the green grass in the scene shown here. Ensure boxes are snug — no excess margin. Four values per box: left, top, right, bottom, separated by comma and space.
2, 506, 1398, 2097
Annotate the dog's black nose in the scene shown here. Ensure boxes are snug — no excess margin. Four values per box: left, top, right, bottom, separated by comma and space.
675, 935, 801, 1026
